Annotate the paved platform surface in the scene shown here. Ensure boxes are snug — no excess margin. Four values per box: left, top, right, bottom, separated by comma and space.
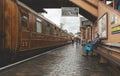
0, 44, 112, 76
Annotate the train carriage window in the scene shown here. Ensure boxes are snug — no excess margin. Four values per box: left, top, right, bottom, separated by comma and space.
58, 29, 61, 37
62, 32, 64, 37
54, 27, 57, 36
46, 23, 51, 35
36, 18, 42, 33
60, 31, 62, 37
21, 14, 28, 27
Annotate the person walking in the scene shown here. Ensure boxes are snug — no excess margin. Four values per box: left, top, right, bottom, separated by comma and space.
71, 36, 75, 45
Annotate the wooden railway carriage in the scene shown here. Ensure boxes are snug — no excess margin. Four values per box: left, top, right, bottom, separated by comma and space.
0, 0, 70, 66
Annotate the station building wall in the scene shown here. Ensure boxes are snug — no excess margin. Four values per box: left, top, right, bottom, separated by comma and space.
98, 2, 120, 43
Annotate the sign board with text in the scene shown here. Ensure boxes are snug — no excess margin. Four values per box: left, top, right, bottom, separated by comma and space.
62, 7, 79, 17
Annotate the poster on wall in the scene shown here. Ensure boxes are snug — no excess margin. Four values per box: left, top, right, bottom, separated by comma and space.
110, 14, 115, 25
112, 25, 120, 34
110, 14, 118, 25
98, 13, 107, 39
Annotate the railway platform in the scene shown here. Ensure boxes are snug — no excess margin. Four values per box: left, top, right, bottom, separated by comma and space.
0, 44, 112, 76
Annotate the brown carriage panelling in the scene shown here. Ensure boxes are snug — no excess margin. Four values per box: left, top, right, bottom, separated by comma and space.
30, 40, 66, 49
3, 0, 19, 51
0, 0, 4, 49
28, 12, 38, 32
20, 40, 30, 51
20, 36, 66, 51
30, 40, 50, 48
4, 0, 18, 51
11, 1, 19, 51
28, 13, 33, 31
41, 19, 47, 34
31, 15, 36, 32
21, 32, 31, 39
49, 24, 53, 35
3, 0, 69, 52
0, 0, 4, 32
20, 31, 31, 50
4, 0, 12, 49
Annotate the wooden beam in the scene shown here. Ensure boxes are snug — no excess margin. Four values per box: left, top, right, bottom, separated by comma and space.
70, 0, 98, 17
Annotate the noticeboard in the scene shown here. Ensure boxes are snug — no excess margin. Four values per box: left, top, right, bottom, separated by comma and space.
97, 13, 108, 39
112, 25, 120, 34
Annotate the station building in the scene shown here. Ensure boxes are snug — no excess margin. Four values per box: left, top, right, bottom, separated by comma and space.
77, 0, 120, 75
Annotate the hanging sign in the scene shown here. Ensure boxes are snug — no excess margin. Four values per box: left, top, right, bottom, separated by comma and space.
62, 7, 79, 17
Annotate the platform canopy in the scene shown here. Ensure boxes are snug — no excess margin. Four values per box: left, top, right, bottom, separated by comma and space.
18, 0, 97, 22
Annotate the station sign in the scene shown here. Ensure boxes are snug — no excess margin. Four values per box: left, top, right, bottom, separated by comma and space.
82, 20, 92, 26
61, 7, 79, 17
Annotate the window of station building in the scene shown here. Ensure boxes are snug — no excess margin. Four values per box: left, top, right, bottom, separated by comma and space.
106, 1, 112, 5
116, 0, 120, 11
108, 1, 113, 8
36, 19, 42, 33
21, 14, 28, 27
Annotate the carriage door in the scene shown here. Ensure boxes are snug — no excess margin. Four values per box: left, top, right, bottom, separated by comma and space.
0, 0, 5, 51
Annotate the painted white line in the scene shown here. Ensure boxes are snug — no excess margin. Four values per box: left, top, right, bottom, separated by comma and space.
0, 45, 67, 71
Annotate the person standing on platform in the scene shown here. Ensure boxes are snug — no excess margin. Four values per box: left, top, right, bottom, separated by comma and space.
82, 38, 87, 46
76, 35, 81, 44
71, 36, 75, 45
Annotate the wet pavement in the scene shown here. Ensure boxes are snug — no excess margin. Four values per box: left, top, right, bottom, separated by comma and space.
0, 44, 112, 76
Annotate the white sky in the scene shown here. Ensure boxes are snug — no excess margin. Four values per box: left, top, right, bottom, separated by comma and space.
42, 8, 80, 34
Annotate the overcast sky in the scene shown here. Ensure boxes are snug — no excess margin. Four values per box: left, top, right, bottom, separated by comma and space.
42, 8, 80, 34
